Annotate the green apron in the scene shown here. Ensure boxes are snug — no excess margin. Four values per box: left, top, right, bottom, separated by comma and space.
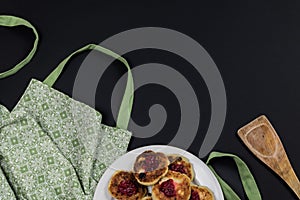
0, 15, 261, 200
0, 15, 133, 199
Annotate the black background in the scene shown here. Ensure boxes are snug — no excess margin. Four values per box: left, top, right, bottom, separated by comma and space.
1, 1, 300, 199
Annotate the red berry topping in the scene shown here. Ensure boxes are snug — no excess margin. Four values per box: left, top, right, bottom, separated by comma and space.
190, 189, 200, 200
117, 180, 138, 196
142, 154, 159, 172
169, 163, 186, 174
159, 179, 176, 197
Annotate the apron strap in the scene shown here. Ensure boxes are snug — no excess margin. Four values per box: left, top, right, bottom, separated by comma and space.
206, 152, 262, 200
43, 44, 134, 130
0, 15, 39, 79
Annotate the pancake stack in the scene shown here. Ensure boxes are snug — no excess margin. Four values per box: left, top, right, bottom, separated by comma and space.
108, 150, 215, 200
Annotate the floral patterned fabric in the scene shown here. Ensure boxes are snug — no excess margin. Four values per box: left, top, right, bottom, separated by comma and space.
0, 79, 132, 199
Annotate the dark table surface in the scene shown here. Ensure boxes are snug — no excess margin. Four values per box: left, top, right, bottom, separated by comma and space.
1, 1, 300, 199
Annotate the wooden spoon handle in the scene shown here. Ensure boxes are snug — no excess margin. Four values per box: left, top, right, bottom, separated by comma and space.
238, 115, 300, 199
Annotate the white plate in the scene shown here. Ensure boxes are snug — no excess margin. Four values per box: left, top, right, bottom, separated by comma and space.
93, 145, 224, 200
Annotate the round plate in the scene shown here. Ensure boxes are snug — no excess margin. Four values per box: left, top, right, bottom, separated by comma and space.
93, 145, 224, 200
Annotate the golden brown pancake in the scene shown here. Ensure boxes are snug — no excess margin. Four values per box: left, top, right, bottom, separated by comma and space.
168, 154, 194, 181
134, 150, 170, 186
152, 171, 191, 200
108, 171, 147, 200
189, 185, 214, 200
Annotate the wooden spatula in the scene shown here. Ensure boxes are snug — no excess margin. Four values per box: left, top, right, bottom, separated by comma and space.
238, 115, 300, 199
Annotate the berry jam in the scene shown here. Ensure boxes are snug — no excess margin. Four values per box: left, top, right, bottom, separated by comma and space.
159, 179, 176, 197
169, 163, 186, 174
190, 190, 200, 200
117, 180, 138, 196
142, 154, 159, 172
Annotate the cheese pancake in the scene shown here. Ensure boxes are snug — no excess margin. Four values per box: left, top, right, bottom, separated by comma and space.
168, 154, 194, 181
190, 185, 214, 200
108, 171, 147, 200
152, 171, 191, 200
134, 150, 169, 186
